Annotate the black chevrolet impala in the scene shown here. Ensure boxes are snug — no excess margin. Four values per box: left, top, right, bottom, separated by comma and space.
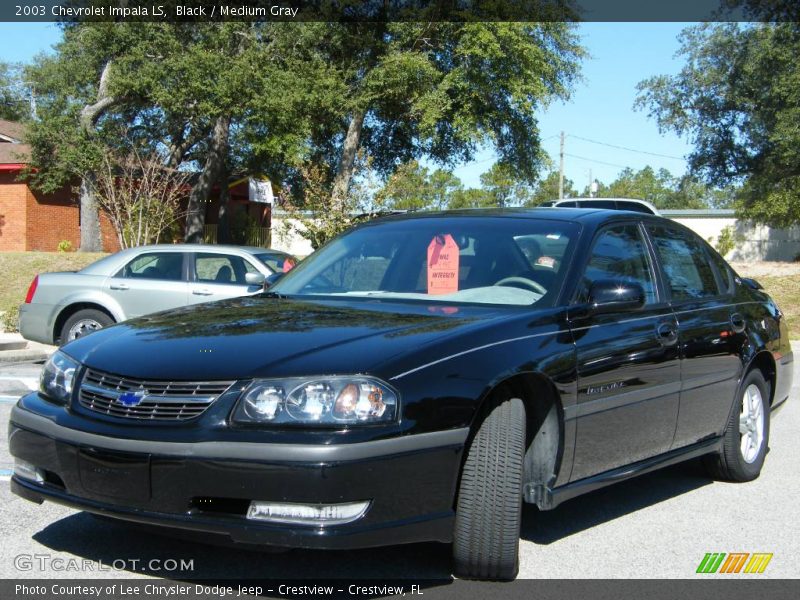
9, 209, 793, 579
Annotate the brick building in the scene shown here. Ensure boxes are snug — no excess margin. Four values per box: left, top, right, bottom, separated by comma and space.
0, 118, 118, 252
0, 119, 274, 252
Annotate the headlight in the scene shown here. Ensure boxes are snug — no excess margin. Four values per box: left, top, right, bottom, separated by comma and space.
232, 376, 398, 426
40, 351, 79, 405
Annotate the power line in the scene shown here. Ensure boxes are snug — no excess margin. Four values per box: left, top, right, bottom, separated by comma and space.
564, 153, 631, 170
567, 134, 686, 161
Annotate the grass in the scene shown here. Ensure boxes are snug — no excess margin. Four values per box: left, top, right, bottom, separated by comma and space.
757, 276, 800, 340
0, 251, 798, 339
0, 251, 107, 332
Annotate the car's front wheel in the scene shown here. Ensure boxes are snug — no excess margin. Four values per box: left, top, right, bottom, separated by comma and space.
453, 396, 526, 580
704, 369, 770, 482
60, 309, 114, 344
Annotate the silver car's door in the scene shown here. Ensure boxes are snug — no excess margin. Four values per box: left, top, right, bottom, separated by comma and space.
105, 252, 190, 319
188, 252, 266, 304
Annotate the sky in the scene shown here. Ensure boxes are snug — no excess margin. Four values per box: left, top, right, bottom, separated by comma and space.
0, 21, 696, 191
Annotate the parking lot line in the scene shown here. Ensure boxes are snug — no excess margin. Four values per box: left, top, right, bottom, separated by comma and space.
0, 396, 21, 404
0, 376, 38, 389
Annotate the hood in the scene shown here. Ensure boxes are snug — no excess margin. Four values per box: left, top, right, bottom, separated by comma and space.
61, 296, 505, 381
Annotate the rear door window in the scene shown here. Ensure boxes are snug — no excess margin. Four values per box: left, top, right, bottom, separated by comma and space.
647, 225, 720, 301
120, 253, 184, 281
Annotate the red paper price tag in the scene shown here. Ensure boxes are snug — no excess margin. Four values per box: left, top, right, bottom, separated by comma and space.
427, 234, 460, 295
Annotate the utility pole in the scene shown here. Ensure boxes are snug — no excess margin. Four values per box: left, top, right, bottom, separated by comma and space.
558, 131, 565, 200
29, 84, 37, 120
588, 168, 593, 197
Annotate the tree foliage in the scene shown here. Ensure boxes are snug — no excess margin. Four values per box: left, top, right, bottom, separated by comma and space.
636, 22, 800, 226
0, 62, 28, 121
92, 145, 190, 249
525, 171, 577, 206
22, 20, 584, 249
281, 21, 583, 213
479, 162, 534, 207
374, 160, 462, 211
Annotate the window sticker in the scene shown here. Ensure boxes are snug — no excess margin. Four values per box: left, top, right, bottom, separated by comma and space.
427, 234, 460, 295
536, 256, 556, 269
546, 233, 561, 240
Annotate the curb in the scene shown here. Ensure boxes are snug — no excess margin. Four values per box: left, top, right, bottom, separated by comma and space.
0, 349, 51, 364
0, 333, 56, 364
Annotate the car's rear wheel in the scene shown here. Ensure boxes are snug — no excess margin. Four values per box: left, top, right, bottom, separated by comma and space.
60, 309, 114, 344
453, 396, 525, 580
704, 369, 770, 482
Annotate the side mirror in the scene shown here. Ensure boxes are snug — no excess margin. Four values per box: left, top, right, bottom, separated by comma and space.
265, 272, 285, 288
589, 279, 645, 314
245, 272, 266, 286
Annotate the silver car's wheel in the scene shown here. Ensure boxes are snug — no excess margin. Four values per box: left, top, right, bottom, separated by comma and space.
60, 309, 114, 345
739, 383, 765, 464
67, 319, 103, 340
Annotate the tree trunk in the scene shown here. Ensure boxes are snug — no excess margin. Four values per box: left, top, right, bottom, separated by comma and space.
330, 108, 366, 214
77, 60, 117, 253
217, 162, 231, 245
185, 115, 231, 243
79, 174, 103, 252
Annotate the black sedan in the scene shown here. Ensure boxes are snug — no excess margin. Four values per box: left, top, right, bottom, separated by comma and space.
9, 209, 793, 580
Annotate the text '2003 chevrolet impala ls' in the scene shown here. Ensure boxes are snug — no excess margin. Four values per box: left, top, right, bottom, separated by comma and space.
9, 209, 793, 580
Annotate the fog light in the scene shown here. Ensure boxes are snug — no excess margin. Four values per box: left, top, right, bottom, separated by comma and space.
246, 500, 370, 526
13, 459, 44, 484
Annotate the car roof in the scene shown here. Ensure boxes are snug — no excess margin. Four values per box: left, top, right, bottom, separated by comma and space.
361, 207, 665, 227
544, 197, 660, 214
112, 244, 289, 256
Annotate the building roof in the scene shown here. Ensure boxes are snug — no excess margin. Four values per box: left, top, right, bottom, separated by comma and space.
0, 119, 26, 143
0, 142, 30, 166
0, 119, 29, 167
661, 209, 736, 218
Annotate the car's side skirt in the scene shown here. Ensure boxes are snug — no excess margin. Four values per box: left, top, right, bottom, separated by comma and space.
527, 436, 722, 510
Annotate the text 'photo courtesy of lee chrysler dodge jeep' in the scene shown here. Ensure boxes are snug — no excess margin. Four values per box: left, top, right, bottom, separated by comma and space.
9, 208, 792, 580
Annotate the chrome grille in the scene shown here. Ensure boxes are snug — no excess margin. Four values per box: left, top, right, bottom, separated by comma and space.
78, 368, 234, 421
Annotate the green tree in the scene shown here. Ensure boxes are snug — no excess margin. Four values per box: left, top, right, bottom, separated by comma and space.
286, 21, 583, 217
479, 162, 533, 207
375, 160, 462, 211
595, 166, 675, 207
447, 187, 493, 209
636, 22, 800, 226
0, 62, 28, 121
525, 171, 577, 206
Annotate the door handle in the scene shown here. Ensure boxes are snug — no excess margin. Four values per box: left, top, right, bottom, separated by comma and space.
730, 312, 746, 333
192, 289, 213, 296
656, 322, 678, 346
109, 283, 129, 291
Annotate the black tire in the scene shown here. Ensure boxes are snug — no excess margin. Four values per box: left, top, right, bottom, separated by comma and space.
453, 396, 526, 580
704, 369, 770, 482
60, 308, 114, 344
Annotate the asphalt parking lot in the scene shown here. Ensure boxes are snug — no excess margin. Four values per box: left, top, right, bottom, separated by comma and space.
1, 349, 798, 581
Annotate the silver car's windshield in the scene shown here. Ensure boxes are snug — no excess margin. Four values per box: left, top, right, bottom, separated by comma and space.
271, 217, 579, 307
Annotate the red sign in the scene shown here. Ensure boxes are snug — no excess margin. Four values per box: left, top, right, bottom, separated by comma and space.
282, 258, 296, 273
427, 234, 460, 295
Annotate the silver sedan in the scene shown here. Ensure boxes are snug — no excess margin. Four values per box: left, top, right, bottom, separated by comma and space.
18, 244, 296, 345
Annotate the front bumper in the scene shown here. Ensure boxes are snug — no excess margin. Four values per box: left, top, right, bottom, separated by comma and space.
9, 397, 467, 550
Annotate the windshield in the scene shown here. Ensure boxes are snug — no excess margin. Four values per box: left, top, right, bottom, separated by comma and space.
255, 252, 295, 273
271, 217, 579, 307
